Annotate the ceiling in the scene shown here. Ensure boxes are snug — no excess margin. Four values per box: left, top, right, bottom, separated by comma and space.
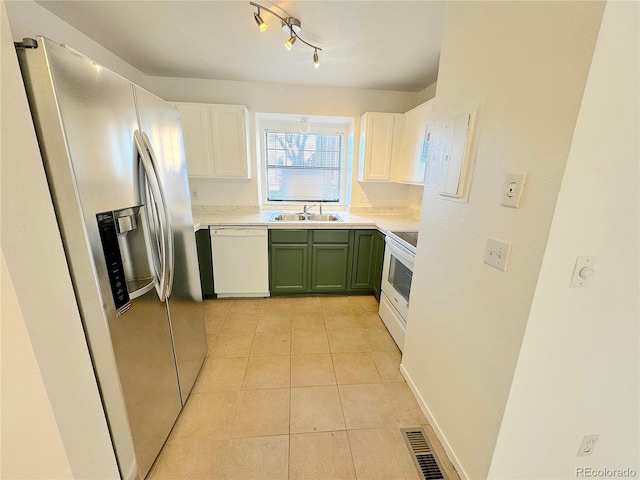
35, 0, 445, 92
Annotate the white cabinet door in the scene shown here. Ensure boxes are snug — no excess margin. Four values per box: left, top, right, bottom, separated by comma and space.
209, 105, 251, 178
358, 112, 402, 182
173, 102, 251, 179
174, 103, 212, 177
438, 111, 477, 198
396, 99, 434, 185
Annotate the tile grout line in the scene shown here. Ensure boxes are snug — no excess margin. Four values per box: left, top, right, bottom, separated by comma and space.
327, 308, 351, 435
287, 387, 292, 480
319, 304, 356, 478
333, 304, 360, 478
288, 303, 292, 480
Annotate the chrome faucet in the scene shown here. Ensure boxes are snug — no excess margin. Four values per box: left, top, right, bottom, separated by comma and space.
303, 203, 323, 215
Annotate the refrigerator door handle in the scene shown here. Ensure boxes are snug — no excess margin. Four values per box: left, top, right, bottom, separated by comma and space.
141, 132, 174, 300
134, 130, 170, 302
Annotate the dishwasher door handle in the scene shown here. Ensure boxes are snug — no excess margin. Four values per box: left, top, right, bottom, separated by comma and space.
210, 228, 267, 237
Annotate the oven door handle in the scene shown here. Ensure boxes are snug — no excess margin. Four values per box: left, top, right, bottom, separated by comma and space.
385, 237, 416, 267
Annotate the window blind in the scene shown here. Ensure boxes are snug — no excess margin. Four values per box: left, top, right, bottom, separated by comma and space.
265, 131, 343, 202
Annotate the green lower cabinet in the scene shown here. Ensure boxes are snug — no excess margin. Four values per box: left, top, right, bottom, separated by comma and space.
195, 228, 215, 298
311, 244, 349, 292
371, 231, 386, 300
350, 230, 376, 290
270, 244, 308, 293
268, 228, 385, 297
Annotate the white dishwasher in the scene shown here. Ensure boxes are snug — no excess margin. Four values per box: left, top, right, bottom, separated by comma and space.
210, 226, 270, 297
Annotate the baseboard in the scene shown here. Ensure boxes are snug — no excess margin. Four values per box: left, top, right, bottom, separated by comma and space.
123, 459, 137, 480
400, 363, 470, 480
215, 292, 270, 298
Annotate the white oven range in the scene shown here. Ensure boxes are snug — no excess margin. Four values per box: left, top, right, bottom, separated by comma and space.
379, 231, 417, 352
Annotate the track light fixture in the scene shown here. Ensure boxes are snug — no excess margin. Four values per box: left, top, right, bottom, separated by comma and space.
254, 8, 267, 32
284, 32, 296, 50
249, 1, 322, 68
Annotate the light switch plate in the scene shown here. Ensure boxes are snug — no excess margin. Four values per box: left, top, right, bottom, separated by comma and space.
484, 238, 510, 271
501, 173, 526, 208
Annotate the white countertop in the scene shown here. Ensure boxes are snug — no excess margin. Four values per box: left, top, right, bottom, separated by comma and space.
193, 211, 420, 235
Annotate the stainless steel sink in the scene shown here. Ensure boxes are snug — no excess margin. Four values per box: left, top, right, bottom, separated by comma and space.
269, 213, 343, 222
270, 213, 306, 221
306, 214, 342, 222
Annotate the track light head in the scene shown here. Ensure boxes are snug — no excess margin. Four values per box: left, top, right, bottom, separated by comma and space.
284, 34, 296, 50
313, 49, 319, 68
254, 8, 267, 31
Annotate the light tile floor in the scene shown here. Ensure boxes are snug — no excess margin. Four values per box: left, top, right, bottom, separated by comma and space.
148, 296, 459, 480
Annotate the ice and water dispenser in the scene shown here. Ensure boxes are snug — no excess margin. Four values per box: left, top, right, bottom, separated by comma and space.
96, 205, 156, 315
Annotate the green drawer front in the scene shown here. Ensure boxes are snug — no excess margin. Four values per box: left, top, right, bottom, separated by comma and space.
312, 230, 349, 244
270, 229, 309, 244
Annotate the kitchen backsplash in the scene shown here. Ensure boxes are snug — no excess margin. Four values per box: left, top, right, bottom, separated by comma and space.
348, 206, 422, 220
191, 205, 261, 215
192, 204, 422, 220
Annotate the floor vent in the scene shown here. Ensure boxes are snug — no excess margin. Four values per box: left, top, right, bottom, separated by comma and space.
401, 428, 446, 480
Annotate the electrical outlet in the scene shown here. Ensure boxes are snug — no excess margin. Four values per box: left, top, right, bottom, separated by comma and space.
191, 189, 199, 200
577, 434, 599, 456
483, 238, 510, 271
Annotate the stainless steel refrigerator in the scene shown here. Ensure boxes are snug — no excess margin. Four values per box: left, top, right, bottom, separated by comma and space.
16, 37, 207, 479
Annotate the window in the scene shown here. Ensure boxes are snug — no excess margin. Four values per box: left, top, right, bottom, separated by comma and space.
265, 131, 343, 202
258, 115, 351, 206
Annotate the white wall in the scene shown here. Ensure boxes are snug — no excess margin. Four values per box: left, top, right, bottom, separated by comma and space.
1, 253, 72, 479
149, 76, 430, 209
0, 2, 122, 477
488, 2, 639, 477
401, 2, 605, 478
5, 0, 148, 86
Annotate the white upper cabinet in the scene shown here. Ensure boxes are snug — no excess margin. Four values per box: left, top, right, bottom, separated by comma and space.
209, 105, 251, 178
395, 99, 434, 185
173, 103, 251, 179
358, 112, 403, 182
175, 103, 213, 177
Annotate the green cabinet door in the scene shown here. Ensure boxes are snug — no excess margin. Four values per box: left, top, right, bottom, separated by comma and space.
270, 243, 309, 293
311, 244, 349, 292
195, 228, 215, 298
371, 231, 386, 300
350, 230, 376, 290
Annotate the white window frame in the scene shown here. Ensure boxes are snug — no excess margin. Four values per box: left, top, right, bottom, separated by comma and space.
256, 114, 352, 209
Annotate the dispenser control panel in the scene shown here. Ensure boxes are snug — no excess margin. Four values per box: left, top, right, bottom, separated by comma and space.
97, 211, 131, 314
